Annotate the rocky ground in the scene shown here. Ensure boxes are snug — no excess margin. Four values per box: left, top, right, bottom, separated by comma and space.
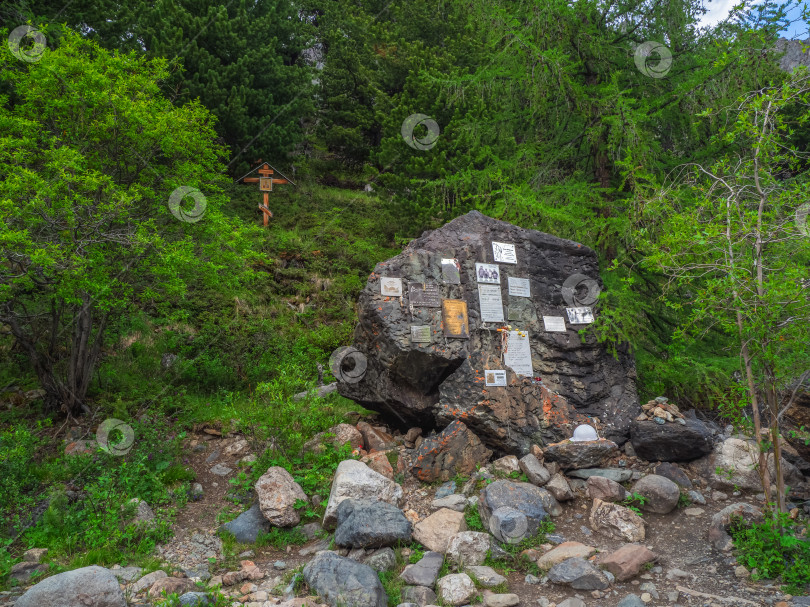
4, 410, 810, 607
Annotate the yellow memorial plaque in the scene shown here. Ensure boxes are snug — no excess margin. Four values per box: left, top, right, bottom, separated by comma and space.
442, 299, 470, 338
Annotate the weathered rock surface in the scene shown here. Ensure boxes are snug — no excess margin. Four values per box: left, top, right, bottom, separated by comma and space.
630, 418, 713, 462
15, 566, 126, 607
590, 498, 646, 542
400, 551, 443, 587
401, 585, 437, 606
410, 421, 492, 482
597, 544, 657, 581
478, 480, 554, 543
631, 474, 680, 514
323, 460, 403, 529
302, 551, 387, 607
483, 592, 520, 607
545, 473, 575, 501
219, 502, 271, 543
548, 557, 610, 590
337, 210, 640, 452
544, 439, 619, 470
708, 502, 764, 551
653, 462, 692, 489
519, 453, 550, 486
436, 573, 476, 606
148, 576, 195, 597
432, 494, 467, 511
446, 531, 491, 566
537, 542, 596, 570
776, 37, 810, 72
493, 455, 520, 475
357, 422, 396, 452
568, 468, 632, 482
413, 508, 467, 552
362, 451, 395, 480
255, 467, 307, 527
304, 423, 363, 453
465, 566, 507, 588
335, 499, 412, 548
586, 476, 627, 502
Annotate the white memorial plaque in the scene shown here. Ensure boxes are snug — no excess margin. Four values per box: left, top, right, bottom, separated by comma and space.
566, 307, 595, 324
485, 370, 507, 386
503, 331, 533, 377
380, 277, 403, 296
478, 284, 504, 323
475, 263, 500, 284
410, 325, 432, 343
507, 277, 531, 297
492, 242, 517, 264
543, 316, 567, 332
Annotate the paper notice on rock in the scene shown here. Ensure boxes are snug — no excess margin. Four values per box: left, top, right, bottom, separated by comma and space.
485, 370, 507, 386
566, 307, 595, 324
380, 277, 402, 296
543, 316, 568, 332
503, 331, 533, 377
477, 284, 504, 323
492, 241, 517, 264
507, 277, 531, 297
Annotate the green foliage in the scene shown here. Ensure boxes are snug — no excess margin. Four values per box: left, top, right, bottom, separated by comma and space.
483, 520, 555, 574
464, 504, 486, 532
377, 568, 405, 606
677, 492, 692, 508
255, 526, 309, 551
622, 492, 648, 515
731, 513, 810, 593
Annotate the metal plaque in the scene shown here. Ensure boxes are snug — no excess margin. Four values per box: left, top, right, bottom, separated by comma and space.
507, 277, 531, 297
485, 370, 507, 386
503, 331, 533, 377
492, 241, 517, 264
478, 284, 505, 323
543, 316, 567, 332
565, 307, 595, 324
408, 282, 441, 307
475, 263, 500, 284
380, 277, 403, 297
442, 299, 470, 338
410, 325, 432, 343
441, 258, 461, 284
259, 177, 272, 191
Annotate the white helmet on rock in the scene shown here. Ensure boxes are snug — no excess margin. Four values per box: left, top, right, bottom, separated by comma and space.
570, 424, 598, 442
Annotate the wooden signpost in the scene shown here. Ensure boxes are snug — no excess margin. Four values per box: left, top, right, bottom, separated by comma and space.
236, 161, 296, 226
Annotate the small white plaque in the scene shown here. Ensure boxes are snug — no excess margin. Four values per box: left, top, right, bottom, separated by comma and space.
492, 241, 517, 264
503, 331, 533, 377
478, 284, 505, 323
543, 316, 568, 332
508, 277, 531, 297
566, 307, 595, 324
410, 325, 431, 343
380, 277, 402, 297
485, 370, 507, 386
475, 263, 500, 284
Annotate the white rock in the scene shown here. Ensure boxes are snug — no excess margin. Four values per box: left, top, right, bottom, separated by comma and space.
322, 460, 403, 529
436, 573, 476, 606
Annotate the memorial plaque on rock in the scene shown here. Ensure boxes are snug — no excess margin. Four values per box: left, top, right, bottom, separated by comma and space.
507, 298, 537, 323
477, 284, 505, 323
507, 277, 531, 297
408, 282, 441, 307
503, 331, 533, 377
380, 277, 403, 297
410, 325, 432, 343
475, 263, 500, 284
565, 307, 594, 324
442, 299, 470, 338
543, 316, 567, 332
485, 370, 507, 386
492, 241, 517, 264
441, 258, 461, 284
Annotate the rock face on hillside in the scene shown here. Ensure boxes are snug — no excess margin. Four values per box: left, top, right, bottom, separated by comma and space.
336, 210, 640, 453
776, 38, 810, 72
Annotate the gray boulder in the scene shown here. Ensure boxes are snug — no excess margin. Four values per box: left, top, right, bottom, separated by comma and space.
653, 462, 692, 489
15, 566, 126, 607
401, 585, 438, 606
179, 593, 213, 606
631, 475, 680, 514
302, 551, 387, 607
519, 453, 550, 486
478, 480, 554, 543
544, 439, 619, 470
334, 499, 412, 548
337, 210, 641, 453
708, 502, 764, 551
400, 551, 443, 587
364, 548, 397, 572
548, 557, 610, 590
630, 418, 713, 462
219, 502, 271, 543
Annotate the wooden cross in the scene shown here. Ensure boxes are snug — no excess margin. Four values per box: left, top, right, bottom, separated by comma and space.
239, 161, 295, 226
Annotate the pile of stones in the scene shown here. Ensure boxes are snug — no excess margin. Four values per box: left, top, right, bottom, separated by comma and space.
636, 397, 685, 425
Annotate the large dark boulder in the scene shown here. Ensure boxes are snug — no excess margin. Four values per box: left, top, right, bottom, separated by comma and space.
630, 417, 714, 462
337, 211, 640, 453
302, 552, 387, 607
334, 498, 412, 548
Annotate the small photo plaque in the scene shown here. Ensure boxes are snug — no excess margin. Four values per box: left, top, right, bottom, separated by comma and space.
485, 370, 508, 386
441, 258, 461, 284
566, 307, 595, 324
543, 316, 568, 332
492, 241, 517, 264
478, 284, 505, 323
380, 277, 403, 297
408, 282, 441, 307
507, 277, 531, 297
475, 263, 500, 284
410, 325, 432, 343
442, 299, 470, 338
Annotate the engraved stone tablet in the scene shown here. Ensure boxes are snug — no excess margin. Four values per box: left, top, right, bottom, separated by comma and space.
565, 307, 595, 324
543, 316, 567, 332
485, 370, 507, 386
507, 277, 531, 297
492, 241, 517, 264
441, 258, 461, 284
442, 299, 470, 338
503, 331, 533, 377
408, 282, 441, 307
475, 263, 500, 284
410, 325, 432, 343
478, 284, 505, 323
380, 277, 402, 297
